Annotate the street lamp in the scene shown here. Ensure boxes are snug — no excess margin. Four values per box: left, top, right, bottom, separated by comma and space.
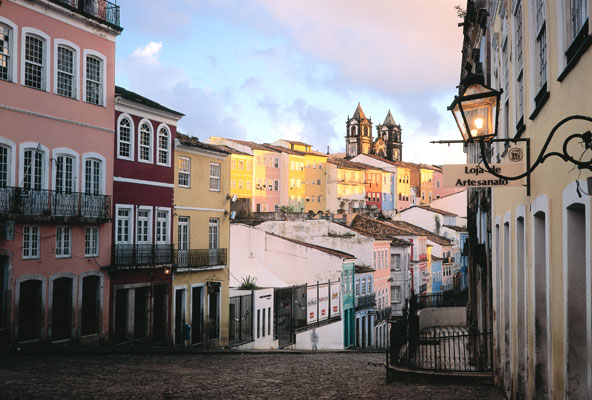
448, 83, 502, 143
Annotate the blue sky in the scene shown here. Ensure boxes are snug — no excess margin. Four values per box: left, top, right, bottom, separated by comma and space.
115, 0, 466, 164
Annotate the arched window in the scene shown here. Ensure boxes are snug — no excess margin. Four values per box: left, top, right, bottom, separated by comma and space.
55, 155, 75, 193
85, 158, 101, 195
0, 144, 11, 188
138, 121, 153, 163
117, 115, 133, 160
157, 125, 170, 166
0, 22, 13, 82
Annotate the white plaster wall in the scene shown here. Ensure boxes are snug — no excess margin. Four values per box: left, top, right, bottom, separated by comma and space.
295, 319, 344, 350
430, 190, 467, 217
418, 307, 467, 330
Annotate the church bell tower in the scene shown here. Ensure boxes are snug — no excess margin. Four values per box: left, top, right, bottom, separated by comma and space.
345, 103, 373, 158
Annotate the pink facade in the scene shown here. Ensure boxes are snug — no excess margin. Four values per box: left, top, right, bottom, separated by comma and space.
254, 151, 281, 212
371, 240, 391, 311
0, 0, 121, 344
432, 170, 465, 200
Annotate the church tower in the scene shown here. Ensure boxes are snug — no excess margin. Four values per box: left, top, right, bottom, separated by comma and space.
345, 103, 373, 158
376, 109, 402, 161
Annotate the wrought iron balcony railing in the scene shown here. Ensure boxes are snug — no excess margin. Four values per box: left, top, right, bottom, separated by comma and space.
375, 307, 391, 322
112, 244, 174, 267
50, 0, 121, 28
355, 294, 376, 310
175, 248, 228, 268
0, 186, 111, 222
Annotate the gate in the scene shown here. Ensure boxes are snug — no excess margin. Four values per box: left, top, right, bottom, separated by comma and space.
274, 287, 294, 348
229, 293, 253, 346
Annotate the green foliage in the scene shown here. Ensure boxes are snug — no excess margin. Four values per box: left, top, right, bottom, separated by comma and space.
238, 275, 260, 290
454, 5, 467, 18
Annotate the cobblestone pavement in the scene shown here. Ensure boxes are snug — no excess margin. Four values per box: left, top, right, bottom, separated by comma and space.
0, 352, 505, 399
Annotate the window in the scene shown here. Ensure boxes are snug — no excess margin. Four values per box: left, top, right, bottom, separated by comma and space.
231, 159, 236, 170
274, 157, 279, 168
84, 227, 99, 257
535, 0, 547, 91
238, 160, 244, 170
56, 45, 75, 98
116, 207, 132, 244
502, 38, 509, 95
246, 160, 252, 171
178, 217, 189, 250
317, 195, 321, 202
23, 226, 39, 259
23, 149, 43, 190
55, 155, 74, 193
317, 179, 321, 185
514, 2, 524, 122
139, 121, 153, 163
178, 157, 190, 187
156, 209, 169, 244
0, 145, 10, 187
436, 180, 441, 188
568, 0, 588, 43
361, 278, 366, 295
209, 218, 219, 249
85, 159, 101, 195
157, 126, 170, 166
55, 226, 71, 258
117, 116, 133, 160
246, 180, 251, 190
85, 55, 103, 105
24, 34, 45, 90
137, 208, 151, 244
274, 179, 279, 191
238, 180, 243, 190
209, 163, 220, 191
0, 22, 15, 82
231, 179, 236, 189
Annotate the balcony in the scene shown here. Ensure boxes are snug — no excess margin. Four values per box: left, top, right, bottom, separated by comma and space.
374, 307, 391, 322
112, 244, 173, 267
174, 248, 228, 269
355, 294, 376, 310
0, 187, 111, 223
50, 0, 121, 28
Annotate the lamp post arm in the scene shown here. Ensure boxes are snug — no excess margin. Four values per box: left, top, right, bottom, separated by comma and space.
478, 115, 592, 181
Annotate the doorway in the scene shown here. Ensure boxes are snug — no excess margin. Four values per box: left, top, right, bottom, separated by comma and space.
18, 280, 42, 341
51, 277, 73, 341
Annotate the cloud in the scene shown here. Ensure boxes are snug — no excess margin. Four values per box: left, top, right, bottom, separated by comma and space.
131, 41, 162, 59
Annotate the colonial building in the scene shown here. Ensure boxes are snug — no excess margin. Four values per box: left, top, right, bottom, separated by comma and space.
108, 86, 183, 344
0, 0, 122, 345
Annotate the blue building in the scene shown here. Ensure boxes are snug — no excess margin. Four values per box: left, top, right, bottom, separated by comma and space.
342, 261, 356, 349
431, 256, 443, 293
354, 266, 375, 348
459, 232, 469, 290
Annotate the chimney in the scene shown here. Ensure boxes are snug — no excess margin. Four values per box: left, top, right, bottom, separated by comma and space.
327, 146, 330, 155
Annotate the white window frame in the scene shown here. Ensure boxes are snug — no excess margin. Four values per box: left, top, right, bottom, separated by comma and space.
116, 113, 135, 161
52, 148, 80, 193
55, 226, 72, 258
82, 49, 107, 107
178, 156, 190, 188
22, 225, 40, 259
21, 27, 50, 92
155, 207, 171, 245
81, 152, 106, 195
137, 118, 154, 164
115, 204, 134, 244
84, 226, 99, 257
18, 142, 49, 190
209, 162, 220, 192
178, 216, 190, 250
136, 206, 153, 244
209, 218, 219, 250
53, 39, 80, 100
0, 17, 18, 83
0, 137, 16, 187
156, 123, 171, 167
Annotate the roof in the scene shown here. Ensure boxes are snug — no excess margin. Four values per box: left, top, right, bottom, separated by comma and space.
225, 139, 279, 153
352, 102, 368, 121
350, 215, 411, 240
355, 265, 374, 274
263, 144, 306, 156
115, 86, 184, 117
177, 133, 231, 154
418, 205, 457, 217
212, 144, 251, 156
281, 139, 312, 147
382, 109, 397, 127
327, 157, 367, 171
391, 237, 413, 246
444, 225, 467, 232
269, 233, 356, 260
431, 255, 444, 261
390, 220, 453, 246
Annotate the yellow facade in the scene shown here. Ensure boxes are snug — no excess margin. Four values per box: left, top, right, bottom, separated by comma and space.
419, 168, 434, 205
304, 153, 327, 213
337, 167, 366, 199
230, 154, 253, 200
397, 165, 411, 204
288, 154, 306, 212
173, 138, 231, 347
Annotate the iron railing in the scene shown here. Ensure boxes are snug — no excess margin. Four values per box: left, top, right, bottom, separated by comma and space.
0, 186, 111, 221
416, 290, 468, 310
51, 0, 121, 27
389, 325, 493, 373
229, 293, 253, 346
112, 244, 173, 267
355, 294, 376, 310
375, 307, 391, 322
175, 248, 228, 268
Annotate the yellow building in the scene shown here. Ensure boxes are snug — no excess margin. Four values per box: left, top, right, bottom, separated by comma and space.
419, 167, 434, 205
326, 157, 366, 213
395, 163, 411, 211
173, 134, 231, 348
458, 1, 592, 398
228, 152, 253, 203
266, 144, 306, 212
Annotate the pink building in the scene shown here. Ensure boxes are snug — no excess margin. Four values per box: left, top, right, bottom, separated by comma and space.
0, 0, 122, 345
432, 169, 465, 200
371, 240, 391, 348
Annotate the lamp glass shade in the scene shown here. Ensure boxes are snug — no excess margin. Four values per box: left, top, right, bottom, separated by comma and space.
450, 83, 500, 143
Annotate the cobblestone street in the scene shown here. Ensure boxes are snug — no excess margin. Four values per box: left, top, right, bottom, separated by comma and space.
0, 351, 505, 399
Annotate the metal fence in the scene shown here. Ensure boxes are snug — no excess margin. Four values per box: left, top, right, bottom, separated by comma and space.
355, 294, 376, 310
175, 248, 228, 268
51, 0, 121, 27
0, 187, 111, 221
112, 244, 173, 266
415, 289, 468, 310
229, 293, 253, 346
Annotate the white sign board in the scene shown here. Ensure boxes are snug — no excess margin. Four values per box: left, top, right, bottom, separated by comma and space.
307, 286, 317, 324
330, 284, 340, 319
318, 284, 329, 321
443, 164, 525, 188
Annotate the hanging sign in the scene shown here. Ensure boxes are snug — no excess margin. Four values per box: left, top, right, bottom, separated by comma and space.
443, 163, 525, 188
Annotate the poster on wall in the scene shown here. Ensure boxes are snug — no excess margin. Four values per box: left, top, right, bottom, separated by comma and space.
330, 284, 340, 319
307, 285, 317, 324
318, 284, 329, 321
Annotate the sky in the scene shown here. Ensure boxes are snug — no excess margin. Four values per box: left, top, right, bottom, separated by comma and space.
115, 0, 467, 165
